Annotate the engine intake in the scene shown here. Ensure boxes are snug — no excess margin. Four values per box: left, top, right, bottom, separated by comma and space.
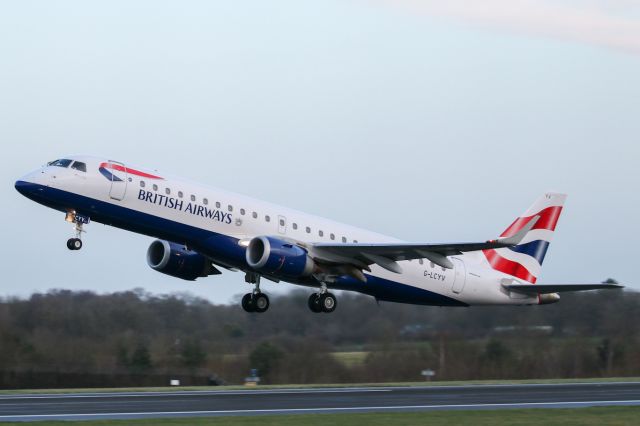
147, 240, 214, 281
246, 236, 314, 278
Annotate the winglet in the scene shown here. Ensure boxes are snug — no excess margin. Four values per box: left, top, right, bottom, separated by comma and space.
491, 215, 540, 247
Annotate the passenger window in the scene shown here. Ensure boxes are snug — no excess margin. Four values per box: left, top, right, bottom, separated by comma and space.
306, 227, 311, 234
280, 219, 285, 226
228, 205, 233, 212
265, 215, 270, 222
178, 191, 183, 198
319, 230, 324, 237
216, 202, 221, 208
71, 162, 86, 172
330, 233, 335, 240
153, 184, 158, 191
140, 181, 146, 188
342, 237, 347, 243
203, 198, 208, 205
354, 240, 358, 243
293, 223, 298, 230
190, 195, 196, 202
165, 188, 171, 195
252, 212, 258, 219
240, 208, 246, 215
419, 259, 424, 265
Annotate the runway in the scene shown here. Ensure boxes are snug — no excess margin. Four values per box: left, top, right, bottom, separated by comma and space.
1, 382, 639, 422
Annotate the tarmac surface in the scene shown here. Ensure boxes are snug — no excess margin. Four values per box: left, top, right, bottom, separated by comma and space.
0, 382, 639, 421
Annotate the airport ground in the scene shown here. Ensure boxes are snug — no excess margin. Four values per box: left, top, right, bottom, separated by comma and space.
1, 379, 639, 424
0, 407, 639, 425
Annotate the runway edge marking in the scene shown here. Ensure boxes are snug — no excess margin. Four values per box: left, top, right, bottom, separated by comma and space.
1, 400, 640, 420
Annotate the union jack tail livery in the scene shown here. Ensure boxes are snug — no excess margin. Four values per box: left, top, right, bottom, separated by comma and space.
484, 193, 567, 283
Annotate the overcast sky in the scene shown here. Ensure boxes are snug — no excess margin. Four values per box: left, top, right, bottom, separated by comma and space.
1, 0, 638, 304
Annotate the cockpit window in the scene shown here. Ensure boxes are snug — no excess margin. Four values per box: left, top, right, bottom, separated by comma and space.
48, 159, 72, 168
71, 161, 87, 172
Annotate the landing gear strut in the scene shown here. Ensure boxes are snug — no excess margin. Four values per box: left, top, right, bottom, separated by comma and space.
308, 283, 337, 313
242, 273, 270, 313
65, 211, 87, 251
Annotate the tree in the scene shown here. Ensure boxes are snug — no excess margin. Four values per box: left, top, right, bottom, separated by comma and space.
181, 340, 207, 371
249, 342, 283, 381
129, 344, 153, 374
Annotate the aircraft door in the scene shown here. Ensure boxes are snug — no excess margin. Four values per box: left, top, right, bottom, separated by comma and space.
278, 215, 287, 234
451, 258, 467, 294
108, 160, 128, 201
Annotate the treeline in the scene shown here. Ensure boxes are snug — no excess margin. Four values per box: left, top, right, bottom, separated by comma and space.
0, 283, 638, 388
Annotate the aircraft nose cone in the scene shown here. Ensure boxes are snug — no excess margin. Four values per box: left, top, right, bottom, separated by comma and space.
15, 180, 31, 196
15, 180, 40, 198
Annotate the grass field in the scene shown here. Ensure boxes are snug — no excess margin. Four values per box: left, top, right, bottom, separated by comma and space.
1, 376, 638, 395
330, 351, 369, 367
2, 407, 639, 426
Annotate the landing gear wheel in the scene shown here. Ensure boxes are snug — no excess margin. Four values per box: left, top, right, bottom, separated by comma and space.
308, 293, 322, 313
241, 293, 255, 312
253, 293, 270, 313
67, 238, 82, 251
319, 293, 337, 313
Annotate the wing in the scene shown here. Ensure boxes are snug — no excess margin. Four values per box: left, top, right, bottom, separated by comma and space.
504, 283, 624, 294
308, 216, 540, 275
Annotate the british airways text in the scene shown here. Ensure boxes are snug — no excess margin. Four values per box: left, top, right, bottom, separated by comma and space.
138, 189, 232, 224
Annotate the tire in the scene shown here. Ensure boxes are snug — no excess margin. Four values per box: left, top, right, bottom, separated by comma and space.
320, 293, 337, 313
253, 293, 270, 313
308, 293, 322, 313
241, 293, 255, 312
67, 238, 82, 251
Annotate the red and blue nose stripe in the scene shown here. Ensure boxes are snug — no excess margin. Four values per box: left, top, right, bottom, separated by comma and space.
99, 162, 164, 182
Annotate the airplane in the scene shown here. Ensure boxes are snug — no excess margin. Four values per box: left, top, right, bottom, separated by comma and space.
15, 156, 622, 313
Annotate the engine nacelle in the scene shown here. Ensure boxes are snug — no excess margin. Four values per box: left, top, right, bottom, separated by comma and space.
147, 240, 214, 281
245, 236, 314, 278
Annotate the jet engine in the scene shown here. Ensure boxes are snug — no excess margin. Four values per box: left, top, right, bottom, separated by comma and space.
245, 236, 315, 278
147, 240, 216, 281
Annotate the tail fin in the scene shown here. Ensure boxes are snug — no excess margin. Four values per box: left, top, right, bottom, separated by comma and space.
484, 193, 567, 283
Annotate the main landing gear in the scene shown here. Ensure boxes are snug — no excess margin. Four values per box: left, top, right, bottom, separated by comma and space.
240, 273, 338, 314
308, 283, 337, 314
242, 273, 270, 313
65, 211, 87, 251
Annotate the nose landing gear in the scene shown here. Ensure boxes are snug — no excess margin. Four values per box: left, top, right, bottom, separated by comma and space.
67, 238, 82, 250
65, 211, 89, 251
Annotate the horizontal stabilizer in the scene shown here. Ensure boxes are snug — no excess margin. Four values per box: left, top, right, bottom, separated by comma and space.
505, 283, 624, 294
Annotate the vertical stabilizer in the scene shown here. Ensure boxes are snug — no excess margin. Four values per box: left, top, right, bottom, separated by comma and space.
483, 193, 567, 283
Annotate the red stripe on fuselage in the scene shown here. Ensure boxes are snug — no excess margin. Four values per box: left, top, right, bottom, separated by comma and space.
500, 206, 563, 238
99, 163, 163, 180
483, 249, 537, 283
